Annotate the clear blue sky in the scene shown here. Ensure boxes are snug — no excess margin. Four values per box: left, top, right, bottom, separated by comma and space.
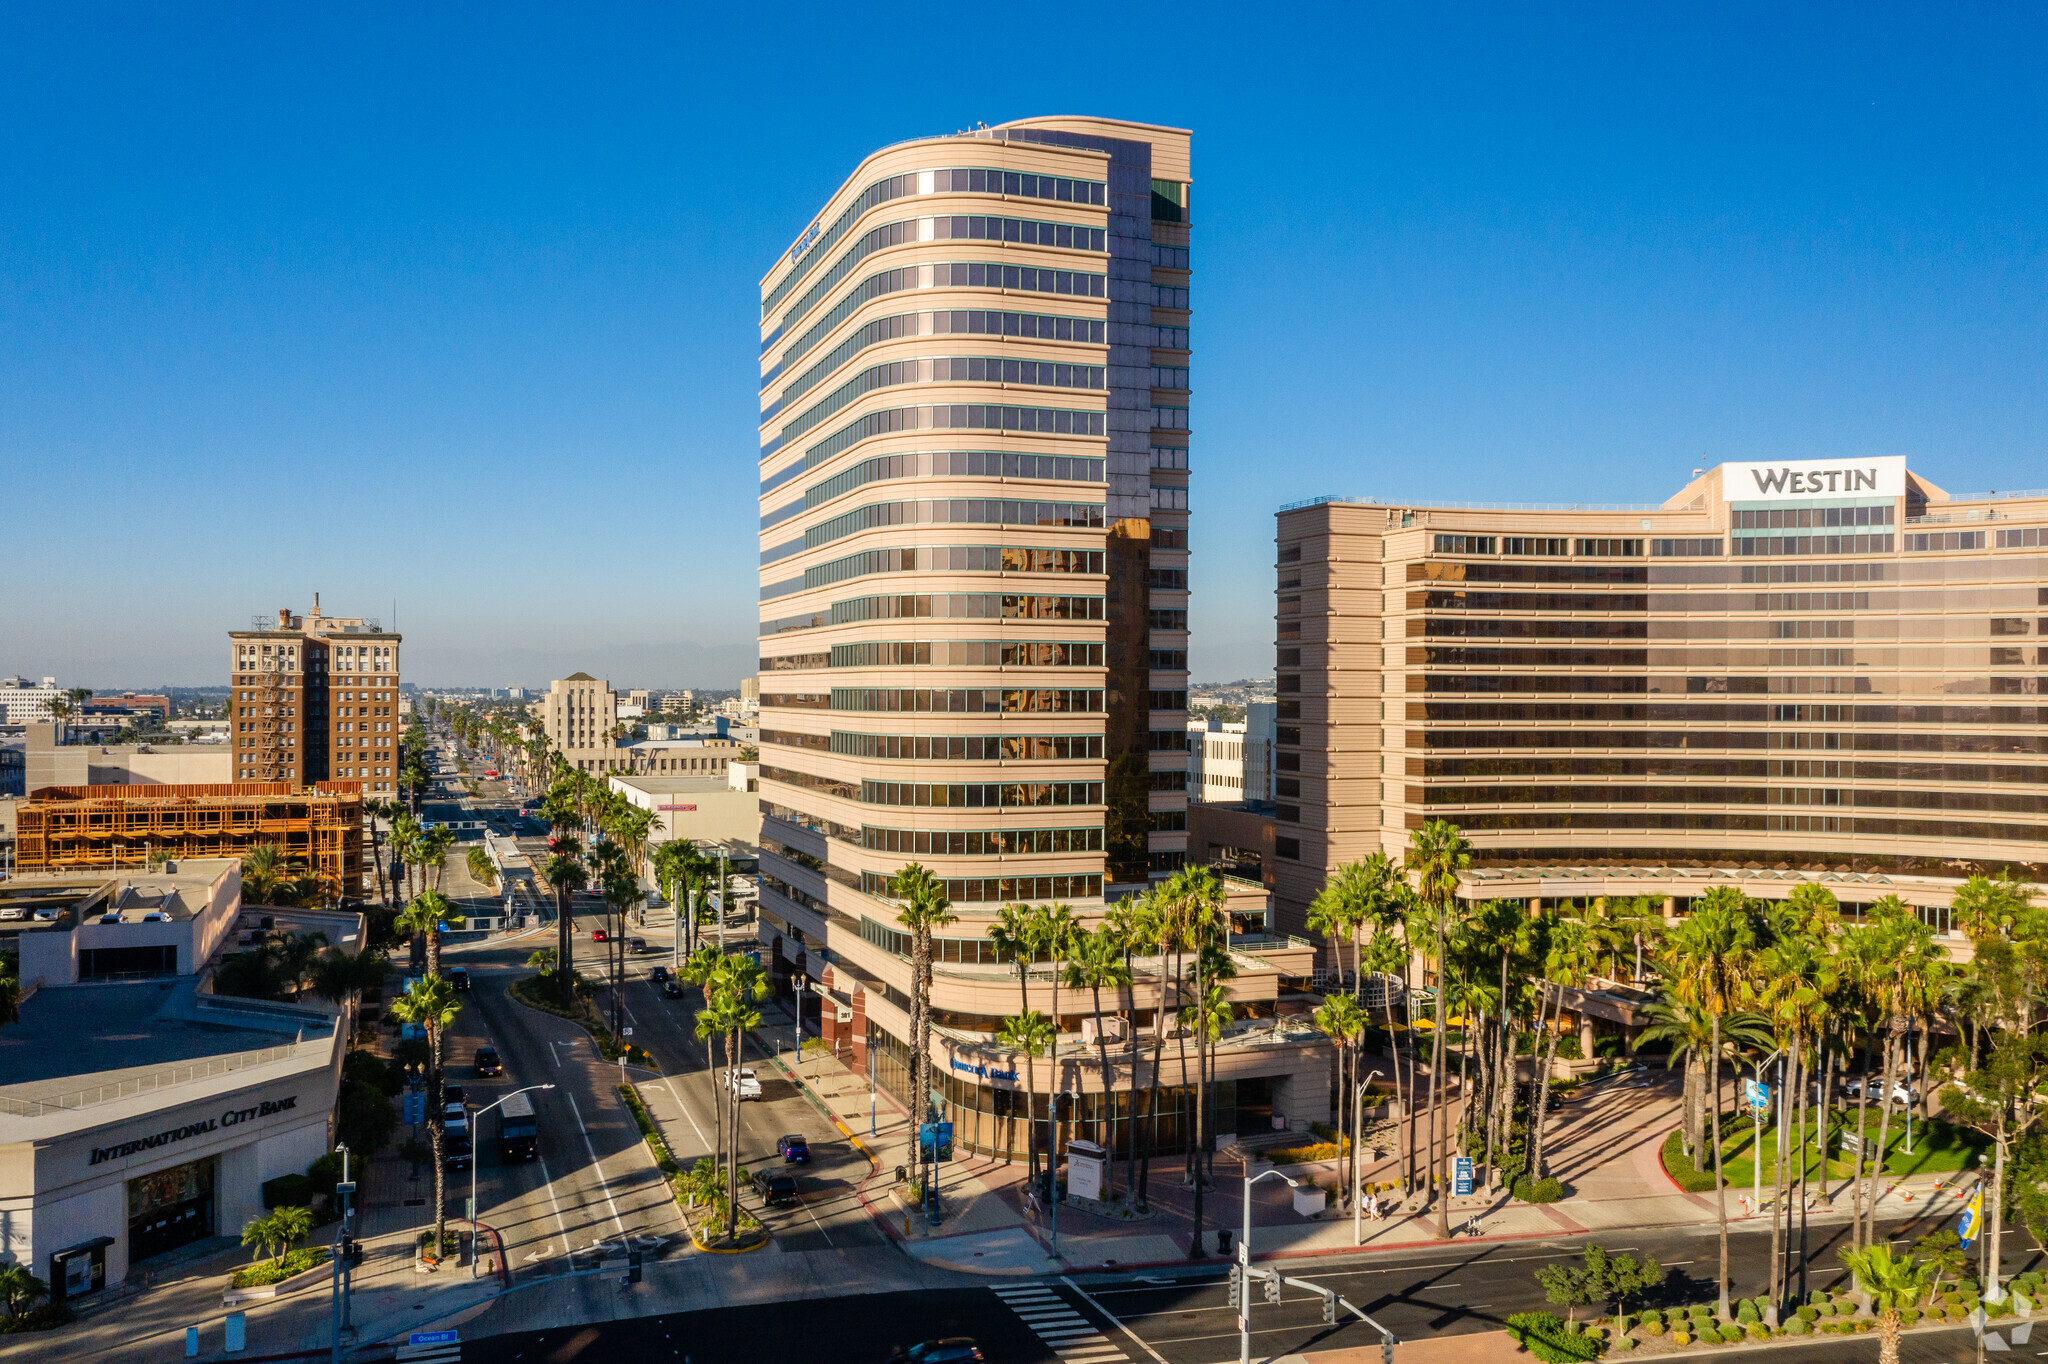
5, 4, 2043, 688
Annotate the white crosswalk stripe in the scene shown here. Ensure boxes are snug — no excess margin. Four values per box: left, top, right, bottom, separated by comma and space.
993, 1284, 1131, 1363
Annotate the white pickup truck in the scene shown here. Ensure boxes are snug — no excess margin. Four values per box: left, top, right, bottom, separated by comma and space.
728, 1068, 762, 1101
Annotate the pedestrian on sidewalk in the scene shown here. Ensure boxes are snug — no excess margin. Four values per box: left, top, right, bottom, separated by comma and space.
1024, 1188, 1041, 1222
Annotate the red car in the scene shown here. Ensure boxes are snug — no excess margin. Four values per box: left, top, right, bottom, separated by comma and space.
591, 928, 609, 942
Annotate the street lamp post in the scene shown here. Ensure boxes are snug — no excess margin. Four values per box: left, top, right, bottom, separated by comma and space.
467, 1084, 556, 1277
1353, 1069, 1383, 1246
1241, 1167, 1300, 1364
792, 976, 808, 1076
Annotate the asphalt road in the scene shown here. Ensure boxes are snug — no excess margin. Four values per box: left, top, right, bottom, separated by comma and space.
461, 1209, 2040, 1364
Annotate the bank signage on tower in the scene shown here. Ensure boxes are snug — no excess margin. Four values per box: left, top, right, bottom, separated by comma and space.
1721, 455, 1907, 502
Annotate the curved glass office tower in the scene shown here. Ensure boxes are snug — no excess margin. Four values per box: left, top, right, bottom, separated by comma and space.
752, 119, 1321, 1152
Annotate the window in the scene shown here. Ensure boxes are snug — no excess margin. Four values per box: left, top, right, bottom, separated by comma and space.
1275, 837, 1301, 861
1151, 367, 1190, 389
1652, 538, 1723, 557
1150, 446, 1189, 470
1996, 527, 2048, 548
782, 310, 1108, 405
781, 354, 1107, 447
1503, 537, 1567, 556
799, 403, 1106, 469
802, 497, 1105, 553
1151, 486, 1188, 510
1575, 538, 1643, 557
1731, 505, 1894, 529
1150, 244, 1190, 268
1152, 406, 1189, 430
1152, 325, 1190, 349
1903, 531, 1987, 552
1151, 179, 1185, 222
1434, 535, 1496, 555
1150, 285, 1190, 309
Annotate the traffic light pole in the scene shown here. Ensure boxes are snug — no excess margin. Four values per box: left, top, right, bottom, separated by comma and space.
329, 1146, 353, 1364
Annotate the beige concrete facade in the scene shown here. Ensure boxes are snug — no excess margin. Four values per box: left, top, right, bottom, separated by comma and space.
752, 116, 1326, 1147
1272, 457, 2048, 937
227, 601, 401, 792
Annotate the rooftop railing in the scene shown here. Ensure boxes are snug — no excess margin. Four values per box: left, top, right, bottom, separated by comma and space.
0, 1040, 314, 1117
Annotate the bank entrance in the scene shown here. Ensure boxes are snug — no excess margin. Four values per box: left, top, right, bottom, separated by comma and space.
127, 1156, 216, 1262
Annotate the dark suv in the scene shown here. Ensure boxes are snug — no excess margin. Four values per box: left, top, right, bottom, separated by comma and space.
474, 1046, 502, 1077
750, 1170, 800, 1207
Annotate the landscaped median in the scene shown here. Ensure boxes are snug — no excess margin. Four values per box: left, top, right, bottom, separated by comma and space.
509, 973, 660, 1068
615, 1083, 767, 1253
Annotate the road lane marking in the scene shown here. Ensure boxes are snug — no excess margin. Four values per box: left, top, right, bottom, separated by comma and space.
565, 1090, 627, 1236
659, 1074, 712, 1152
538, 1153, 572, 1251
1062, 1276, 1170, 1364
549, 1041, 562, 1067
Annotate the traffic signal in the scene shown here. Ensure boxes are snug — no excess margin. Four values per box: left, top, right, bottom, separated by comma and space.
340, 1236, 364, 1269
627, 1250, 644, 1284
1054, 1092, 1073, 1121
1322, 1292, 1338, 1325
1382, 1338, 1396, 1364
1263, 1272, 1280, 1305
1228, 1268, 1241, 1309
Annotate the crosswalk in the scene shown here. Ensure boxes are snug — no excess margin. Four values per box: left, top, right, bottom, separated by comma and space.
992, 1282, 1129, 1363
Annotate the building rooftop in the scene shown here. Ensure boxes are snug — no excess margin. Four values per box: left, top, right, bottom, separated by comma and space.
0, 975, 337, 1102
610, 774, 734, 795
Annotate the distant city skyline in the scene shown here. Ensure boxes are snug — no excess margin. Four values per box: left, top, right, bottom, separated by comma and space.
6, 7, 2045, 685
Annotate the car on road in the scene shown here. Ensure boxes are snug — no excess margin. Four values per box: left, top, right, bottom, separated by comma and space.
443, 1118, 473, 1170
650, 965, 670, 982
474, 1046, 502, 1077
778, 1135, 810, 1163
442, 1083, 465, 1107
450, 966, 470, 991
886, 1341, 983, 1364
663, 979, 683, 999
628, 938, 649, 954
750, 1170, 801, 1207
729, 1068, 761, 1100
591, 928, 609, 942
1844, 1077, 1918, 1105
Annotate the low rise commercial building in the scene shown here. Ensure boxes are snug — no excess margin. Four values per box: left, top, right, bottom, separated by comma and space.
0, 859, 353, 1302
607, 774, 761, 850
24, 721, 233, 791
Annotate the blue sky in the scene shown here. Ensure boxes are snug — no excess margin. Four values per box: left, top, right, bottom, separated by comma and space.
4, 4, 2043, 688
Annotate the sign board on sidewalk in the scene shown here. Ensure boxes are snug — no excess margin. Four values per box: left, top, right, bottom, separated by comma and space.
1067, 1139, 1107, 1201
1453, 1156, 1474, 1196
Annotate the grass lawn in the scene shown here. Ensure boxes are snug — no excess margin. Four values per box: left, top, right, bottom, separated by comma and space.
1678, 1107, 1986, 1188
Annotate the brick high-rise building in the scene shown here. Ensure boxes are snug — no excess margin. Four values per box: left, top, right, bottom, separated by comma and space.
227, 597, 402, 793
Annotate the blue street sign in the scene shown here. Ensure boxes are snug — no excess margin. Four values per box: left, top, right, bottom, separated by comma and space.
403, 1092, 425, 1125
410, 1330, 459, 1345
1453, 1156, 1475, 1197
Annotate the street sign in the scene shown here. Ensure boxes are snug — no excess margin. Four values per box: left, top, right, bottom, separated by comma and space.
1453, 1156, 1474, 1196
623, 1027, 633, 1037
403, 1092, 425, 1125
409, 1330, 459, 1345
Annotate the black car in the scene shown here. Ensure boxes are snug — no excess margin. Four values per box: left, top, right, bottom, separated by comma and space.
663, 979, 683, 999
886, 1342, 983, 1364
474, 1046, 502, 1077
751, 1170, 800, 1207
650, 965, 669, 983
450, 966, 470, 991
442, 1083, 466, 1107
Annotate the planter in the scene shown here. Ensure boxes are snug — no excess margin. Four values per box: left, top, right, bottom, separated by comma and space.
1292, 1186, 1328, 1217
222, 1258, 331, 1307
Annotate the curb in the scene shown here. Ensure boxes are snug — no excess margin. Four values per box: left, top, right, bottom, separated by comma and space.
688, 1228, 768, 1254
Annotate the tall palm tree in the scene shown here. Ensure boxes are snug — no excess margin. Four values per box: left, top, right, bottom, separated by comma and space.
240, 843, 296, 907
389, 974, 461, 1258
1663, 884, 1758, 1319
395, 889, 464, 979
1065, 925, 1132, 1197
1404, 818, 1472, 1239
1103, 893, 1158, 1201
1183, 971, 1235, 1255
990, 900, 1045, 1169
1314, 992, 1367, 1205
1528, 911, 1595, 1184
889, 863, 956, 1124
999, 1010, 1054, 1184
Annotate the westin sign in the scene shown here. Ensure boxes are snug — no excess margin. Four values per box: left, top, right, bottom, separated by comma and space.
1720, 456, 1907, 502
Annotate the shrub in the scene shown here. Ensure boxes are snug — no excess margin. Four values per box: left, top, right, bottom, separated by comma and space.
1689, 1305, 1715, 1320
1638, 1310, 1662, 1326
1514, 1176, 1566, 1203
1948, 1306, 1969, 1322
1797, 1306, 1819, 1322
1505, 1312, 1607, 1363
1987, 1298, 2015, 1319
1644, 1322, 1666, 1338
1669, 1331, 1691, 1347
1809, 1290, 1827, 1307
1719, 1325, 1744, 1343
1736, 1301, 1759, 1325
1785, 1318, 1810, 1337
1746, 1324, 1768, 1341
1614, 1337, 1635, 1351
1900, 1309, 1920, 1327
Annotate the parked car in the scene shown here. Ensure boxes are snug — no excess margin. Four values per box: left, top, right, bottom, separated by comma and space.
663, 980, 683, 999
886, 1341, 983, 1364
1845, 1077, 1918, 1105
778, 1134, 811, 1163
650, 965, 670, 983
729, 1068, 761, 1100
442, 1118, 473, 1170
751, 1170, 800, 1207
450, 966, 470, 991
442, 1083, 466, 1107
591, 928, 609, 942
474, 1046, 502, 1077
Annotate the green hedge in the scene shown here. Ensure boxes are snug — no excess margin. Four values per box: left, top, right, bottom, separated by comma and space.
1505, 1313, 1606, 1363
1514, 1176, 1566, 1203
1659, 1130, 1722, 1192
230, 1246, 329, 1289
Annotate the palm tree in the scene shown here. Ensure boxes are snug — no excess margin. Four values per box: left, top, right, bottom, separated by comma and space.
311, 946, 389, 1009
1314, 992, 1367, 1205
272, 930, 329, 999
0, 1264, 48, 1322
389, 974, 462, 1258
1183, 973, 1235, 1253
999, 1010, 1054, 1182
241, 1210, 281, 1265
241, 843, 297, 907
395, 890, 464, 979
1103, 894, 1157, 1201
466, 845, 498, 892
707, 954, 767, 1240
1756, 927, 1835, 1317
1837, 1245, 1932, 1364
1528, 911, 1595, 1184
889, 863, 956, 1125
269, 1205, 313, 1267
1065, 925, 1132, 1197
1404, 818, 1472, 1239
1663, 884, 1758, 1319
